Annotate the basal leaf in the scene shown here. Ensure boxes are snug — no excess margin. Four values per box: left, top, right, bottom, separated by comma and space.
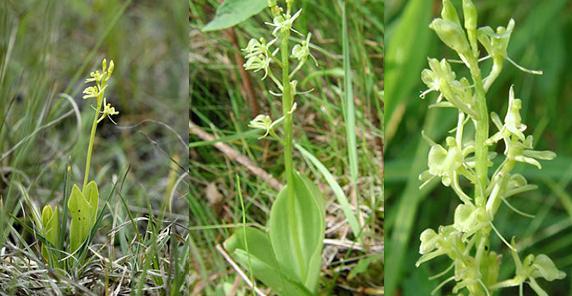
83, 180, 99, 225
225, 227, 312, 296
233, 250, 312, 296
41, 205, 60, 261
68, 184, 93, 253
225, 227, 278, 268
202, 0, 267, 32
268, 171, 325, 292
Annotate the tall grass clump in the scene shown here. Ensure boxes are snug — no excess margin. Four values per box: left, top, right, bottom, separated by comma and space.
416, 0, 565, 295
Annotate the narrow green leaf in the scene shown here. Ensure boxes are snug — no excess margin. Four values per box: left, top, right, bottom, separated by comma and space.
268, 171, 325, 292
296, 144, 361, 239
202, 0, 267, 32
339, 0, 359, 203
385, 0, 433, 142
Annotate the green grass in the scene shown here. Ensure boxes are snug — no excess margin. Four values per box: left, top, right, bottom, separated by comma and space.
190, 0, 383, 294
385, 0, 572, 295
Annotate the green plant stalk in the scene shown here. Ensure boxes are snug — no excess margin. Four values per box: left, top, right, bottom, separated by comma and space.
466, 56, 489, 207
467, 52, 492, 296
418, 2, 565, 294
280, 27, 304, 277
83, 95, 102, 189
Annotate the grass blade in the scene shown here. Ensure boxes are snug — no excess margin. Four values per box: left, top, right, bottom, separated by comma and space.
339, 0, 360, 228
384, 0, 432, 143
296, 144, 361, 240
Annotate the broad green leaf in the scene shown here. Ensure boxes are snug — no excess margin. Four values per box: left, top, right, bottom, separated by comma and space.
268, 171, 325, 292
225, 227, 312, 296
83, 181, 99, 225
41, 205, 60, 261
225, 227, 278, 268
68, 184, 93, 253
202, 0, 267, 32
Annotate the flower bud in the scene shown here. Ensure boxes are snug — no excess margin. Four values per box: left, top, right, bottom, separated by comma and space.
462, 0, 477, 32
419, 229, 439, 254
107, 60, 114, 76
429, 18, 470, 54
453, 203, 488, 237
441, 0, 460, 25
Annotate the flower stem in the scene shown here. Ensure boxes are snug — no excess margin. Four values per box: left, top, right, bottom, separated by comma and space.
466, 56, 489, 207
83, 96, 102, 190
280, 28, 304, 276
467, 52, 491, 295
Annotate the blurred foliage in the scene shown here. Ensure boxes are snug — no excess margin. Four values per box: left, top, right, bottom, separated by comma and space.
385, 0, 572, 295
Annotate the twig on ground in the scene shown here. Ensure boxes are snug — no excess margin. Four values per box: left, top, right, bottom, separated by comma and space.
215, 244, 267, 296
189, 121, 283, 190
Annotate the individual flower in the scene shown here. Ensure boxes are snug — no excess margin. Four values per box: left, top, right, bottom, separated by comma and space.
242, 38, 274, 79
503, 86, 526, 141
291, 33, 317, 66
248, 103, 297, 139
477, 19, 515, 62
249, 114, 273, 138
243, 54, 272, 79
97, 97, 119, 124
243, 38, 276, 59
416, 225, 463, 267
487, 87, 556, 169
494, 249, 566, 295
420, 136, 463, 187
82, 85, 101, 100
420, 58, 476, 116
453, 202, 489, 239
265, 9, 302, 37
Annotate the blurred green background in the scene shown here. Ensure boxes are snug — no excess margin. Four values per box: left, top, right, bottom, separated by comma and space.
385, 0, 572, 295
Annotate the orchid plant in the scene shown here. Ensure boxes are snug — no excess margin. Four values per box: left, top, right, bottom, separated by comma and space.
416, 1, 565, 295
39, 59, 118, 268
223, 0, 325, 295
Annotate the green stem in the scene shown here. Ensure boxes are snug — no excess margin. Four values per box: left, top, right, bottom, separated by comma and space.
280, 29, 304, 276
466, 52, 491, 295
466, 55, 489, 207
83, 96, 102, 190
